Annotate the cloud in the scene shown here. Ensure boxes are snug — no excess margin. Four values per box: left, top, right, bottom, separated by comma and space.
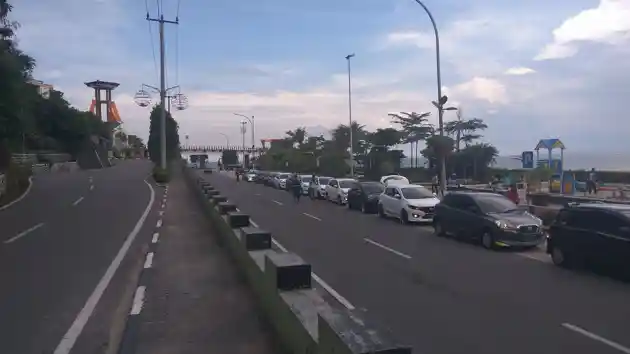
504, 67, 536, 75
449, 77, 509, 105
535, 0, 630, 60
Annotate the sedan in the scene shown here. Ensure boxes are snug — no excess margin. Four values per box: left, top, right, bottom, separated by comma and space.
347, 181, 385, 213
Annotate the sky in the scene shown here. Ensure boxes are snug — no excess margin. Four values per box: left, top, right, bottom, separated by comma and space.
11, 0, 630, 156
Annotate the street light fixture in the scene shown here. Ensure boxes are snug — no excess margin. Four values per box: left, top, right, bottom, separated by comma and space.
345, 53, 355, 178
218, 132, 229, 146
233, 113, 255, 150
411, 0, 450, 196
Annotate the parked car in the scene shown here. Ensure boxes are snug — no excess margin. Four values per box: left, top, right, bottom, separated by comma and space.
380, 174, 410, 185
273, 173, 290, 189
325, 178, 357, 204
433, 192, 544, 249
378, 184, 440, 224
299, 175, 313, 195
309, 176, 332, 199
245, 170, 258, 182
347, 181, 385, 213
546, 203, 630, 276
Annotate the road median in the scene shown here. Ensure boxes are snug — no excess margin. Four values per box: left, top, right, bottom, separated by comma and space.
183, 166, 412, 354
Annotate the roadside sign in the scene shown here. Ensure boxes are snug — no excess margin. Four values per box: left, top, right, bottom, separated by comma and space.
522, 151, 534, 169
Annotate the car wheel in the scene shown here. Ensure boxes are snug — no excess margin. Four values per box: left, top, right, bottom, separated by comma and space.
481, 230, 495, 250
551, 246, 567, 267
400, 210, 409, 224
433, 219, 445, 236
378, 204, 386, 218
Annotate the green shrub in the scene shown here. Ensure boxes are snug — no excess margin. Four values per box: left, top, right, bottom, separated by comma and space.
152, 166, 170, 184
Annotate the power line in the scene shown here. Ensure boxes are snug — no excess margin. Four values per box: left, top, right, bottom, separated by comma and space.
155, 0, 161, 16
145, 0, 159, 84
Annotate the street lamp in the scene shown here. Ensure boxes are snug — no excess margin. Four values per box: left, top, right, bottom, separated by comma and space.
411, 0, 450, 196
218, 132, 229, 146
133, 84, 188, 168
233, 113, 255, 150
240, 120, 247, 166
345, 53, 355, 178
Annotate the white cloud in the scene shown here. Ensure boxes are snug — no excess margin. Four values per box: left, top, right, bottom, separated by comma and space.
504, 67, 536, 75
535, 0, 630, 60
450, 77, 509, 105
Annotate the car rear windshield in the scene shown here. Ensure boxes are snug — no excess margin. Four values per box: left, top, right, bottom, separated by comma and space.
476, 195, 518, 213
319, 178, 330, 184
339, 180, 356, 188
279, 174, 289, 179
301, 177, 312, 182
401, 187, 434, 199
362, 184, 384, 194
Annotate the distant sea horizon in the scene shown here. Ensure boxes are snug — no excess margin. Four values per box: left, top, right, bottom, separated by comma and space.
183, 151, 630, 172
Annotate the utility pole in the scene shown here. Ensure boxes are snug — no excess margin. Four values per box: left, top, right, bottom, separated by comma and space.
147, 13, 178, 170
345, 53, 355, 178
240, 121, 247, 166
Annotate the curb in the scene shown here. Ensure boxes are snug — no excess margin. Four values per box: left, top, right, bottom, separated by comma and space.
0, 176, 33, 211
184, 167, 412, 354
116, 184, 169, 354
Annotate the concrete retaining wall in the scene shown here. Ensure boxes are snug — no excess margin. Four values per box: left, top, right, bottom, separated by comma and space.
182, 166, 412, 354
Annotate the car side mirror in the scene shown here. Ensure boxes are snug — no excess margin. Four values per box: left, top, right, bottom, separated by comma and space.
394, 194, 402, 199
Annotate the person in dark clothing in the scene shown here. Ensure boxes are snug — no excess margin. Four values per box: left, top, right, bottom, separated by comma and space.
291, 173, 302, 202
586, 168, 597, 195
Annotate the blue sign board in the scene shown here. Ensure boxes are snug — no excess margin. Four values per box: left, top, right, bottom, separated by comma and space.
522, 151, 534, 169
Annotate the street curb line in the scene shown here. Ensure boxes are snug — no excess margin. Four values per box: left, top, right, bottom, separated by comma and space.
185, 167, 412, 354
0, 176, 33, 211
116, 184, 168, 354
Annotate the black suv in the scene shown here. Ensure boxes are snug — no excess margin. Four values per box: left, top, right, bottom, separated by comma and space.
433, 192, 544, 249
546, 203, 630, 275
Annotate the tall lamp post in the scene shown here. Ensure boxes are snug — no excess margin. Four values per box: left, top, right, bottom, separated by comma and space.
218, 132, 230, 146
345, 53, 355, 178
411, 0, 452, 196
239, 121, 247, 166
233, 113, 255, 151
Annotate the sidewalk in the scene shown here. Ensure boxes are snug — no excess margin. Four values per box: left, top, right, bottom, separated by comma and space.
133, 171, 280, 354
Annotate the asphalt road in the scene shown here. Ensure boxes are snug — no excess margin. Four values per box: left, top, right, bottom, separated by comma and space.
205, 171, 630, 354
0, 160, 161, 354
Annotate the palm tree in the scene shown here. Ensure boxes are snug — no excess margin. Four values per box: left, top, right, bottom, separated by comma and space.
444, 108, 488, 152
389, 112, 433, 168
285, 127, 307, 148
331, 121, 367, 154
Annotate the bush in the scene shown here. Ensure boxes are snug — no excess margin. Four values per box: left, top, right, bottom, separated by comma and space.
153, 166, 170, 184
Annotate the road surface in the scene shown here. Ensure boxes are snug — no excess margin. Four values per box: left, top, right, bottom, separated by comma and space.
204, 171, 630, 354
0, 160, 160, 354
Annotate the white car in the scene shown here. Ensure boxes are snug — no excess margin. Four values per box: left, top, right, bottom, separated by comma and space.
299, 175, 313, 195
325, 178, 357, 204
378, 184, 440, 224
245, 170, 257, 182
273, 173, 290, 189
380, 175, 410, 185
309, 176, 332, 199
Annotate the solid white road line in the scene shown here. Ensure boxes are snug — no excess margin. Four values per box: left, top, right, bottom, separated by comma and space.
156, 219, 162, 228
151, 233, 159, 243
130, 286, 146, 315
72, 197, 84, 206
364, 238, 412, 259
3, 223, 45, 244
89, 185, 94, 191
53, 179, 155, 354
143, 252, 154, 269
562, 323, 630, 354
0, 176, 33, 211
271, 200, 283, 206
303, 213, 322, 221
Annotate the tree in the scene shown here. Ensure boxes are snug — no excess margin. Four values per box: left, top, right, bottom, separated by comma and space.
367, 128, 402, 148
389, 112, 433, 168
444, 109, 488, 152
285, 127, 307, 148
147, 105, 180, 164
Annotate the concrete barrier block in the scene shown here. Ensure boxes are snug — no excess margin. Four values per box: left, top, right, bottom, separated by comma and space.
264, 252, 312, 291
203, 169, 213, 174
240, 227, 271, 250
317, 310, 412, 354
217, 201, 237, 215
211, 195, 228, 204
206, 189, 220, 197
227, 211, 249, 228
